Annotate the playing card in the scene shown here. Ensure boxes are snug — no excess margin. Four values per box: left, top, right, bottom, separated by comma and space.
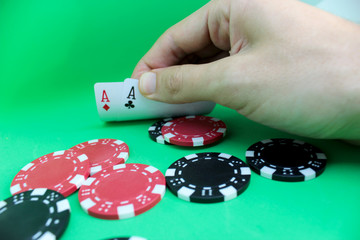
95, 78, 216, 121
121, 78, 163, 118
94, 82, 123, 121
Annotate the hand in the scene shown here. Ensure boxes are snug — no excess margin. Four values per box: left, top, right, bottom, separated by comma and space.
132, 0, 360, 143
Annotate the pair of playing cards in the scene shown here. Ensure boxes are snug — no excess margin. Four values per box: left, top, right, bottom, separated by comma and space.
94, 78, 216, 121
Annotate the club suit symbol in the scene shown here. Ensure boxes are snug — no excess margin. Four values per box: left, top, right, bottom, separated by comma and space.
125, 100, 135, 109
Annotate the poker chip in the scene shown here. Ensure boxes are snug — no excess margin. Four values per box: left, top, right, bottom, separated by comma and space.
0, 188, 70, 240
78, 163, 166, 220
10, 150, 90, 197
161, 115, 226, 147
245, 138, 327, 182
148, 118, 173, 144
70, 139, 130, 175
165, 152, 251, 203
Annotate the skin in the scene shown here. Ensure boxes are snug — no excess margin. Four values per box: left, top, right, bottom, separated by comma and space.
132, 0, 360, 144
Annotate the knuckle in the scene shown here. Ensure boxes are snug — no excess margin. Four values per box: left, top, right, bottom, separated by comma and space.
165, 66, 184, 96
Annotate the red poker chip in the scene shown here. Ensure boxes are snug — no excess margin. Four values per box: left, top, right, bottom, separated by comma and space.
70, 139, 129, 176
161, 115, 227, 147
78, 163, 166, 220
10, 150, 90, 197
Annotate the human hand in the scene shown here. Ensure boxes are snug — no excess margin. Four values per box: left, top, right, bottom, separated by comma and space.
132, 0, 360, 142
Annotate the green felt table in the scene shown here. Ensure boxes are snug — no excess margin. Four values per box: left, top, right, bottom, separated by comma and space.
1, 0, 360, 239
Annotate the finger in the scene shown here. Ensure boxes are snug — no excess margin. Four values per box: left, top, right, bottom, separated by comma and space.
138, 57, 237, 105
178, 47, 229, 65
132, 43, 227, 79
197, 51, 230, 64
131, 3, 211, 79
132, 0, 231, 79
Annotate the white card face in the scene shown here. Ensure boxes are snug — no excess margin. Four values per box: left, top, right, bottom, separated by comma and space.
121, 78, 152, 118
94, 82, 123, 121
94, 79, 216, 121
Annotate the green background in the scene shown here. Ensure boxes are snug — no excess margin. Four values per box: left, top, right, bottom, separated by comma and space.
1, 0, 360, 239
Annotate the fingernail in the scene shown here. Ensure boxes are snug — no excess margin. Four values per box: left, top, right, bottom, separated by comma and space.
140, 72, 156, 95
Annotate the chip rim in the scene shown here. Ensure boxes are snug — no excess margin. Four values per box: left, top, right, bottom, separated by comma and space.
148, 118, 173, 145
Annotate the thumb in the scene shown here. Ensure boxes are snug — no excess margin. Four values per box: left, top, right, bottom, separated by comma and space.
138, 62, 225, 104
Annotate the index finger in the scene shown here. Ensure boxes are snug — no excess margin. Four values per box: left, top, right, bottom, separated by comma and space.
131, 2, 214, 79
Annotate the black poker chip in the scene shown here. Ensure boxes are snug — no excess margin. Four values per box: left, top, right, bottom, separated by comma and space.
165, 152, 251, 203
148, 118, 173, 145
0, 189, 71, 240
245, 138, 327, 182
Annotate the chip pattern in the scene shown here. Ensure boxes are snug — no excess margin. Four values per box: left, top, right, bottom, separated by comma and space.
161, 115, 226, 147
245, 138, 327, 182
0, 189, 70, 240
70, 139, 129, 175
165, 152, 251, 203
148, 118, 173, 144
78, 163, 166, 220
10, 150, 90, 197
